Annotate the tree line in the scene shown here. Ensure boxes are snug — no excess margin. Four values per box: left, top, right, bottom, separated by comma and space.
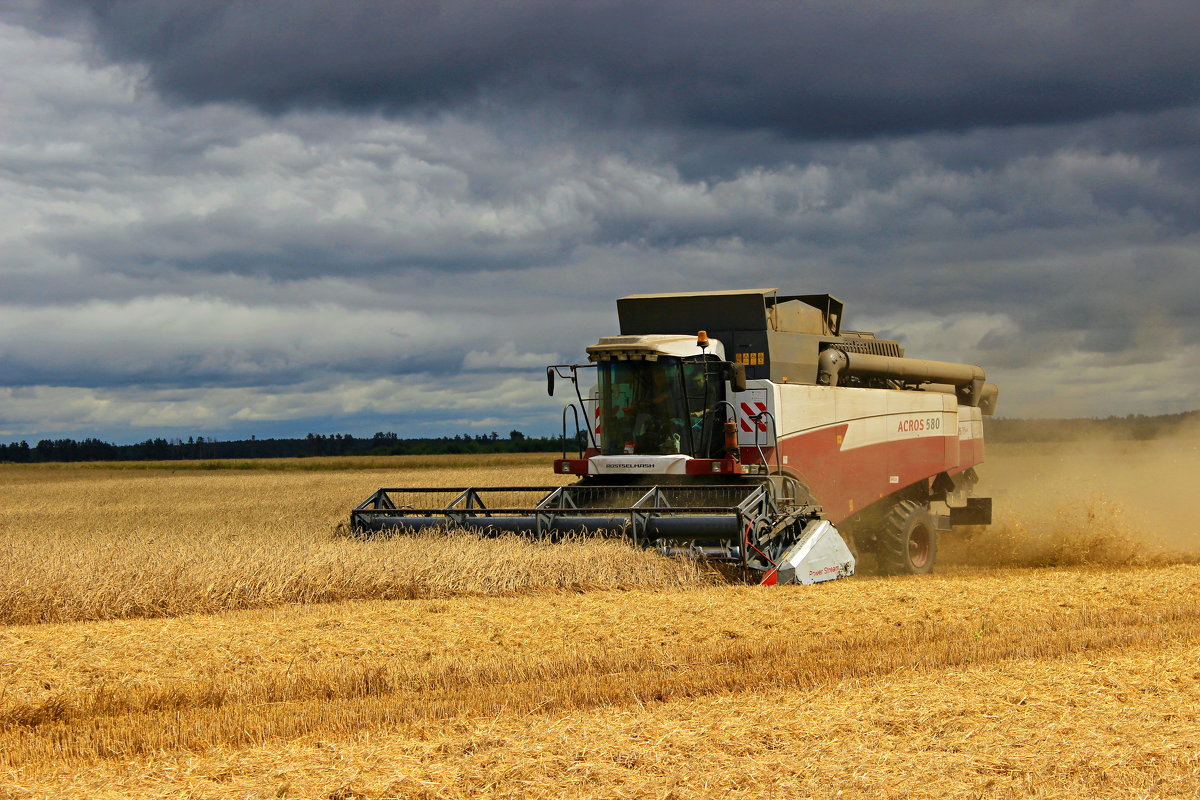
983, 410, 1199, 443
0, 430, 565, 463
2, 410, 1195, 464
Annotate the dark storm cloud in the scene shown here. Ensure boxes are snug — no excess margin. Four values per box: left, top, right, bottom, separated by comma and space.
50, 0, 1200, 138
46, 217, 575, 281
6, 3, 1200, 440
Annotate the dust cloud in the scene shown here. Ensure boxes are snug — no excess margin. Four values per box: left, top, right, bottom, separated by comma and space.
939, 425, 1200, 568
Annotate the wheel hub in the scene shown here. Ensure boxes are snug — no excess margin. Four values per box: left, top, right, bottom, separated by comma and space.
908, 525, 931, 568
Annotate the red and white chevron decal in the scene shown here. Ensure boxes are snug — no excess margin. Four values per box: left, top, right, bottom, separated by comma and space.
740, 401, 767, 432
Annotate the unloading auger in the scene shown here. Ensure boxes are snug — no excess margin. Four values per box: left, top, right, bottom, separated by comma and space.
351, 289, 999, 585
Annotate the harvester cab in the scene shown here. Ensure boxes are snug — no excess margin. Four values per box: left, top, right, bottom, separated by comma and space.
550, 332, 750, 477
351, 288, 998, 585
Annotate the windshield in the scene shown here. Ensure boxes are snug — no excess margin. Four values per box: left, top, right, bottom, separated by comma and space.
597, 356, 725, 456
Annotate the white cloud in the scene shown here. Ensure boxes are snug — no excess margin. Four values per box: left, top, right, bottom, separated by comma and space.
0, 374, 551, 437
463, 342, 560, 370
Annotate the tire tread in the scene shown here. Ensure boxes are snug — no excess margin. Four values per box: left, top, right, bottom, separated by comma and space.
876, 499, 936, 575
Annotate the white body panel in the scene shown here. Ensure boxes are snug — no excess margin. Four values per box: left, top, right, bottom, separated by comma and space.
731, 380, 982, 521
958, 404, 983, 441
740, 380, 962, 453
588, 455, 691, 475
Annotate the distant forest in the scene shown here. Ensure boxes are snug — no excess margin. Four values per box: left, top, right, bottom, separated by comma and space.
982, 410, 1199, 443
0, 430, 564, 463
1, 410, 1196, 463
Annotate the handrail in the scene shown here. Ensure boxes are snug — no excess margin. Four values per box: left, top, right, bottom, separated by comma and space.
561, 403, 586, 459
547, 363, 598, 450
749, 409, 783, 476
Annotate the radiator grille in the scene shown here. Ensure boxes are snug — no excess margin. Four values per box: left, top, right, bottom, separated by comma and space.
828, 338, 904, 358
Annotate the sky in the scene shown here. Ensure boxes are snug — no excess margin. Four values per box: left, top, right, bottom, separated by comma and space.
2, 0, 1199, 444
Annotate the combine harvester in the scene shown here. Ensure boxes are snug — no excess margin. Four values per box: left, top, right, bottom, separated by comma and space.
351, 289, 999, 584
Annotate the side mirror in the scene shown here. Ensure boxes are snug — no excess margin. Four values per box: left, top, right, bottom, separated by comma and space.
546, 367, 555, 396
726, 362, 747, 392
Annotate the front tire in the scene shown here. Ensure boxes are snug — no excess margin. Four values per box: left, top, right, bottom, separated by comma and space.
877, 499, 937, 575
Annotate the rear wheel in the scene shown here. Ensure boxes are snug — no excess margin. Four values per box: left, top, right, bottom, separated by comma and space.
841, 526, 860, 565
877, 499, 937, 575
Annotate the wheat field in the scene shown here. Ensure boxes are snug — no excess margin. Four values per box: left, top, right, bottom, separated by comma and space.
1, 438, 1199, 798
0, 455, 703, 626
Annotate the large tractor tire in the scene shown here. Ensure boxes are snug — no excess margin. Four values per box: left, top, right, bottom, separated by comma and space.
877, 499, 937, 576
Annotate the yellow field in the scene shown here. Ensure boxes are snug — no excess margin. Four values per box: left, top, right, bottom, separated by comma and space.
0, 455, 700, 626
2, 440, 1199, 798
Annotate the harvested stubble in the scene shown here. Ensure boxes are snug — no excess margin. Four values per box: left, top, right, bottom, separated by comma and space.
2, 564, 1200, 797
2, 440, 1200, 797
12, 641, 1200, 800
0, 458, 703, 625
